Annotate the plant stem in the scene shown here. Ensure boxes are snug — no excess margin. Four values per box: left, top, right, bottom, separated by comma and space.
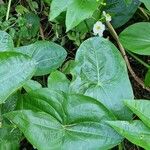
106, 21, 150, 92
127, 51, 150, 69
6, 0, 12, 21
118, 143, 123, 150
139, 7, 149, 20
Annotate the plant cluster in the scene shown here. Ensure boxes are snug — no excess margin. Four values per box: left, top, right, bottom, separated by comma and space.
0, 0, 150, 150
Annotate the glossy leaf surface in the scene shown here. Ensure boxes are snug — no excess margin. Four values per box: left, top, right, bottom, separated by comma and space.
0, 52, 36, 104
48, 70, 70, 92
125, 100, 150, 128
15, 41, 67, 76
70, 37, 133, 120
108, 120, 150, 150
66, 0, 101, 31
120, 22, 150, 55
105, 0, 140, 28
49, 0, 73, 21
6, 89, 123, 150
23, 80, 42, 92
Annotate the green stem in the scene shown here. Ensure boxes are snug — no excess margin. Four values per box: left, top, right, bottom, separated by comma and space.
118, 143, 123, 150
16, 37, 21, 47
127, 51, 150, 69
84, 20, 92, 36
6, 0, 12, 21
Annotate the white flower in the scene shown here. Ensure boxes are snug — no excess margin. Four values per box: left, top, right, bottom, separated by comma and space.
103, 11, 112, 22
93, 21, 105, 37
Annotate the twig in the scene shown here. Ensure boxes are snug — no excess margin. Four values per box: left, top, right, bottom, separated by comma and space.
40, 26, 45, 40
6, 0, 12, 21
127, 51, 150, 69
139, 7, 149, 20
0, 0, 4, 4
106, 21, 150, 92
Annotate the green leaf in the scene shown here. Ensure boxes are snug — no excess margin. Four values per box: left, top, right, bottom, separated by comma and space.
105, 0, 140, 28
145, 69, 150, 87
0, 52, 36, 104
108, 120, 150, 150
62, 60, 76, 74
48, 70, 70, 92
0, 125, 21, 150
6, 90, 123, 150
125, 100, 150, 128
119, 22, 150, 55
17, 88, 65, 122
66, 0, 101, 31
23, 80, 42, 92
1, 92, 21, 114
23, 13, 40, 38
15, 41, 67, 76
0, 31, 14, 51
70, 37, 133, 120
140, 0, 150, 11
49, 0, 73, 21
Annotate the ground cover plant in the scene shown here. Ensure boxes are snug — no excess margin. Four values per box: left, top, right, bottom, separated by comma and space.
0, 0, 150, 150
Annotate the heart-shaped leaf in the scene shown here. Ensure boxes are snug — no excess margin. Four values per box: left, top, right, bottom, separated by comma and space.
50, 0, 102, 31
108, 120, 150, 150
119, 22, 150, 55
6, 89, 123, 150
66, 0, 101, 31
15, 41, 67, 76
0, 52, 36, 104
70, 37, 133, 120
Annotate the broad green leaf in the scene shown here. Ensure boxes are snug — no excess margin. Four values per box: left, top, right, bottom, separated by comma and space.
23, 80, 42, 92
125, 100, 150, 128
140, 0, 150, 11
0, 52, 36, 104
120, 22, 150, 55
48, 70, 70, 92
49, 0, 73, 21
108, 120, 150, 150
145, 69, 150, 87
66, 0, 101, 31
0, 125, 21, 150
70, 37, 133, 120
105, 0, 140, 28
15, 41, 67, 76
17, 88, 66, 122
6, 91, 123, 150
0, 31, 14, 51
